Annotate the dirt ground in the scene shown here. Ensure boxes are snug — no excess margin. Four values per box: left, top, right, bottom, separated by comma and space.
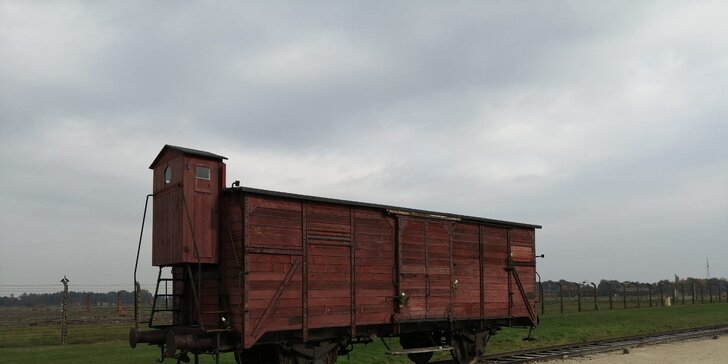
554, 335, 728, 363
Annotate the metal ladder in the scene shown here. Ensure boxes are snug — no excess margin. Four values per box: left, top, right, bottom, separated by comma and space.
148, 266, 184, 328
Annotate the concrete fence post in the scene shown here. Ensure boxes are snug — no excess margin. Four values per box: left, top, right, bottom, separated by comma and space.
60, 276, 70, 345
577, 283, 582, 312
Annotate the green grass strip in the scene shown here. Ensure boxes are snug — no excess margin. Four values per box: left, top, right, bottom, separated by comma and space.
2, 304, 728, 363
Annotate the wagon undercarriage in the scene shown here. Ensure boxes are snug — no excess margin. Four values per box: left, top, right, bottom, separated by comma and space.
132, 322, 497, 364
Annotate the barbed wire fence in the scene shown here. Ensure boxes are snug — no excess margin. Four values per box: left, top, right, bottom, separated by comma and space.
537, 280, 728, 315
2, 278, 728, 347
0, 278, 158, 348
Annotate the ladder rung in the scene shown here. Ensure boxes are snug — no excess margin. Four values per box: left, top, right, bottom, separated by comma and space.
202, 311, 228, 314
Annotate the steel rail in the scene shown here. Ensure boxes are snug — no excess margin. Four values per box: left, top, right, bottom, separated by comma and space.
477, 324, 728, 363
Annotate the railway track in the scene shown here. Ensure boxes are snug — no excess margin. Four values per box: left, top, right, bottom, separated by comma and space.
431, 324, 728, 364
481, 324, 728, 363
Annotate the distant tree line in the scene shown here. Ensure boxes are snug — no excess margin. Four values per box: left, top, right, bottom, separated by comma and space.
541, 277, 728, 297
0, 290, 153, 307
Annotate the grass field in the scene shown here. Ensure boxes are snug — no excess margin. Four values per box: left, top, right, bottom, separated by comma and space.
3, 303, 728, 363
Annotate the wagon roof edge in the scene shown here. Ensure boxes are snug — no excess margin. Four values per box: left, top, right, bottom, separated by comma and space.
149, 144, 227, 169
225, 186, 542, 229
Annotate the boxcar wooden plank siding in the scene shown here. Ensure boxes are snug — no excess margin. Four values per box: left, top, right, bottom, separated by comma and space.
482, 225, 511, 318
220, 193, 243, 345
215, 188, 538, 349
452, 223, 481, 319
243, 196, 301, 344
353, 210, 394, 325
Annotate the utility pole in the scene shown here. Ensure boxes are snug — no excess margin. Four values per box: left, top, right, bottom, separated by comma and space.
60, 276, 70, 345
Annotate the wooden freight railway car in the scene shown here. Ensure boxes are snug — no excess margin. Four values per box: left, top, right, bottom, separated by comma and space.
130, 145, 541, 364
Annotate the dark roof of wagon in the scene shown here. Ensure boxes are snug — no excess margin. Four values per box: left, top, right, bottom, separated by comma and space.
225, 186, 541, 229
149, 144, 227, 168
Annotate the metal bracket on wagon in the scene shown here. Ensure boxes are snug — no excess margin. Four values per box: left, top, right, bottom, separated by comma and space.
395, 292, 409, 308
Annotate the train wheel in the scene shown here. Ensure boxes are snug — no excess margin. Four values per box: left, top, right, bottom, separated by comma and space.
406, 352, 433, 364
276, 346, 295, 364
451, 338, 476, 364
451, 332, 488, 364
236, 345, 280, 364
400, 332, 434, 364
277, 340, 339, 364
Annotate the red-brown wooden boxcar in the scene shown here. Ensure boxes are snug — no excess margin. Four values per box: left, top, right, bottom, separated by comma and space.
130, 145, 541, 364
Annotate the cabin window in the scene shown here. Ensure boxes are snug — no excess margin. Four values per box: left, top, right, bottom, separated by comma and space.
164, 166, 172, 184
196, 166, 211, 180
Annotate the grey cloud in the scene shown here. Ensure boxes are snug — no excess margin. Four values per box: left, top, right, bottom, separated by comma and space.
1, 1, 727, 292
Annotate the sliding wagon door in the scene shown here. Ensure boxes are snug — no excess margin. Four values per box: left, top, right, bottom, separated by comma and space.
425, 221, 451, 319
397, 216, 453, 320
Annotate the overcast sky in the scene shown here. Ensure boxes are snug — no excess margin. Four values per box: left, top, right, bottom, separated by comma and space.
1, 1, 727, 295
